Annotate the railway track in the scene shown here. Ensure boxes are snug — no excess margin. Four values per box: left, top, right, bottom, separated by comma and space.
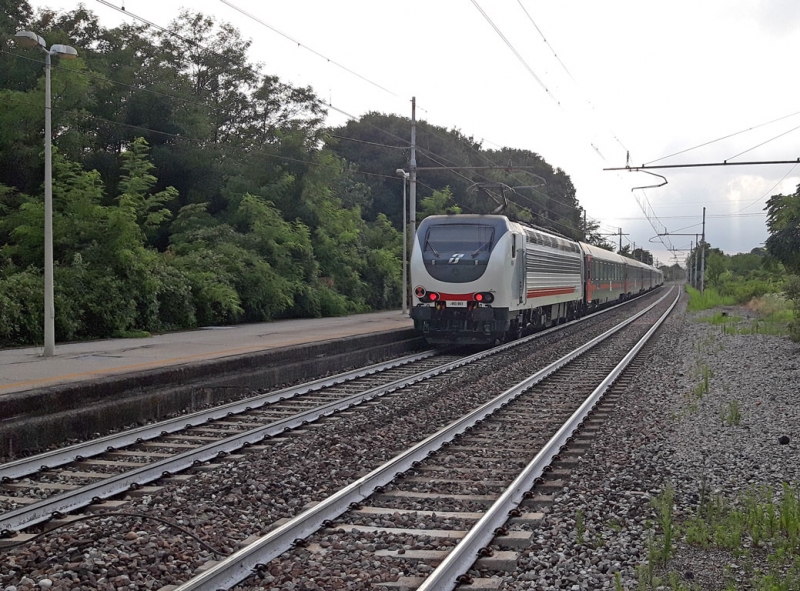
1, 351, 467, 534
165, 287, 679, 591
2, 290, 668, 588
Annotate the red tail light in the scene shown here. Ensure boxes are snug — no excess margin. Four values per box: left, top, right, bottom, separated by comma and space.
473, 292, 494, 303
428, 292, 439, 301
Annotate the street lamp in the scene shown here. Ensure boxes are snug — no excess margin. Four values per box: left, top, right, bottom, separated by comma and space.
396, 169, 410, 315
14, 30, 78, 357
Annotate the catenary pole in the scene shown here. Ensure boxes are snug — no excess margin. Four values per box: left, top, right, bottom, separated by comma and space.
700, 208, 706, 294
409, 98, 417, 270
395, 170, 409, 314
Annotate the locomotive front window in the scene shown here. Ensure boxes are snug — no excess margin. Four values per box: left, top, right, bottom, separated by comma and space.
425, 225, 494, 255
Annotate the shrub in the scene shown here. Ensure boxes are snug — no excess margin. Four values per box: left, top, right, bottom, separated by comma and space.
686, 285, 736, 311
0, 267, 43, 346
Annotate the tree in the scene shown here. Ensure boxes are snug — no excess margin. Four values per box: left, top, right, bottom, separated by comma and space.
765, 188, 800, 274
580, 212, 614, 251
765, 187, 800, 341
418, 187, 461, 220
630, 247, 654, 266
706, 249, 727, 285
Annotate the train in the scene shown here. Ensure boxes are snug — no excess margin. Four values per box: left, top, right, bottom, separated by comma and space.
409, 214, 663, 345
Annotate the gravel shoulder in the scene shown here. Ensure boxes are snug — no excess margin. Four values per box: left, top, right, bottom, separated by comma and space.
508, 290, 800, 590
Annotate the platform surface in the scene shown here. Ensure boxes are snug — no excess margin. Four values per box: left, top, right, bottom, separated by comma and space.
0, 311, 413, 395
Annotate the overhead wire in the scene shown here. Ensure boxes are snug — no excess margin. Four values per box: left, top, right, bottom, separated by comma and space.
508, 3, 681, 258
726, 122, 800, 162
409, 117, 587, 228
27, 2, 633, 243
515, 0, 575, 83
317, 98, 586, 230
0, 93, 401, 183
514, 0, 627, 157
1, 45, 536, 221
511, 1, 668, 249
1, 49, 244, 117
732, 163, 799, 214
97, 0, 622, 240
218, 0, 398, 97
327, 134, 407, 150
644, 108, 800, 165
469, 0, 558, 104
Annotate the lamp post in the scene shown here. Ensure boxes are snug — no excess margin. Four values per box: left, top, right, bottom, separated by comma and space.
14, 31, 78, 357
395, 169, 410, 315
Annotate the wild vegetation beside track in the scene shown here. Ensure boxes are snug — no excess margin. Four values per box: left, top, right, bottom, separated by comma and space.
585, 295, 800, 591
685, 246, 799, 341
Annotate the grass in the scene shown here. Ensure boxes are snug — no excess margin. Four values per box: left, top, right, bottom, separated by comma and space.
111, 329, 152, 338
722, 399, 742, 426
686, 286, 736, 311
652, 486, 676, 567
637, 484, 800, 590
688, 286, 795, 338
694, 307, 789, 337
681, 362, 711, 417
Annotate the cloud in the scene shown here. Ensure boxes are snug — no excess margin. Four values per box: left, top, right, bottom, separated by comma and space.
755, 0, 800, 35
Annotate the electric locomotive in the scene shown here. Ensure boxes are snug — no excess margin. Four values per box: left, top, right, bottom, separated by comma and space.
409, 214, 663, 346
409, 215, 584, 345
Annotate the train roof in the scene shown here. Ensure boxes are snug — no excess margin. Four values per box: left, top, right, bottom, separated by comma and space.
419, 216, 661, 273
579, 242, 661, 272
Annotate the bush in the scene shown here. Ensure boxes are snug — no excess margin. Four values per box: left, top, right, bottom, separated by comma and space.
786, 275, 800, 342
715, 275, 782, 304
0, 268, 43, 346
151, 263, 196, 331
686, 285, 736, 311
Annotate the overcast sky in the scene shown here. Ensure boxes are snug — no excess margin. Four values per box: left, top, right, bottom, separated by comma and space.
29, 0, 800, 266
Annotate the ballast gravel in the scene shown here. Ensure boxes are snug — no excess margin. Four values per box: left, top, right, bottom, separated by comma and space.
502, 295, 800, 591
0, 294, 661, 591
8, 290, 793, 591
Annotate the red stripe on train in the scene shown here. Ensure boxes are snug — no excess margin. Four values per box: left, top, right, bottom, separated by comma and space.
435, 292, 476, 301
526, 287, 576, 298
436, 286, 576, 302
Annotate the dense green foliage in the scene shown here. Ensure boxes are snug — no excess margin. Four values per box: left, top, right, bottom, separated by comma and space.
764, 186, 800, 340
685, 240, 798, 340
0, 3, 590, 347
328, 113, 584, 239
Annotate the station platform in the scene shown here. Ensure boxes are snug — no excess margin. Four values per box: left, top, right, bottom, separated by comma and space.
0, 310, 413, 396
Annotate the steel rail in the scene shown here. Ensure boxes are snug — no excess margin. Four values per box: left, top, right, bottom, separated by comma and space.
0, 295, 616, 533
0, 287, 662, 533
417, 286, 680, 590
1, 284, 653, 482
171, 288, 673, 591
0, 351, 437, 481
0, 353, 460, 531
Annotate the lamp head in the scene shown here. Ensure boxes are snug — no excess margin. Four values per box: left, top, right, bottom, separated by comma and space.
14, 30, 46, 49
50, 44, 78, 59
396, 168, 409, 178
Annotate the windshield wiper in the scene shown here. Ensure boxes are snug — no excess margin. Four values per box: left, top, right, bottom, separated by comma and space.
425, 239, 440, 257
471, 242, 489, 257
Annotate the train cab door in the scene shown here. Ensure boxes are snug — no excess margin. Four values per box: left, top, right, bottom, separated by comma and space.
585, 255, 593, 304
512, 233, 525, 305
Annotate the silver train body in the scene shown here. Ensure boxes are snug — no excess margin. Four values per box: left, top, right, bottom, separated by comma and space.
409, 215, 663, 345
